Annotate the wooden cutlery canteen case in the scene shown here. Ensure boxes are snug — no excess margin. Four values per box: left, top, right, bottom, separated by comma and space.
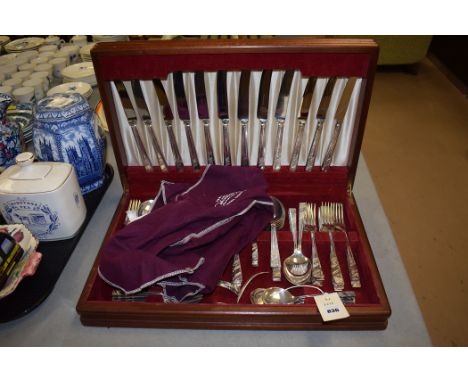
77, 37, 391, 330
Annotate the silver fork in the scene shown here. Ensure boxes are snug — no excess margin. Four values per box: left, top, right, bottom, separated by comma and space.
304, 203, 325, 286
333, 203, 361, 288
318, 203, 345, 291
125, 198, 141, 225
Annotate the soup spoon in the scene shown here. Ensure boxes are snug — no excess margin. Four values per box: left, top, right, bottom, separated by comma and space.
250, 285, 324, 304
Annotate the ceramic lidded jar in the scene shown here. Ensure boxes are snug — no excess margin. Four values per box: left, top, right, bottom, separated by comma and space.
0, 152, 86, 241
33, 93, 106, 194
0, 93, 23, 171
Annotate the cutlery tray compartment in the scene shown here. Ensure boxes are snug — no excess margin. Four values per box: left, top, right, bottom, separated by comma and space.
77, 38, 391, 330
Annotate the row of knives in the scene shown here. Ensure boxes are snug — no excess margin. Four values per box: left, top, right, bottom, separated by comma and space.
114, 71, 358, 172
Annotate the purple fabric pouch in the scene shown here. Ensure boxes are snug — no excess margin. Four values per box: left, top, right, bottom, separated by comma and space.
98, 166, 273, 302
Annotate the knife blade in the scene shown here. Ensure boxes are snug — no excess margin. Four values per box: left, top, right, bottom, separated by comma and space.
272, 70, 294, 171
195, 72, 215, 165
130, 80, 168, 172
238, 70, 251, 166
289, 77, 317, 171
173, 71, 200, 171
256, 70, 272, 169
321, 77, 357, 171
152, 78, 184, 171
305, 77, 337, 171
217, 71, 231, 165
115, 81, 153, 172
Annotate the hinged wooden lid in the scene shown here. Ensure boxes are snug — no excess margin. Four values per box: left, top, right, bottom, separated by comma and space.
91, 37, 378, 192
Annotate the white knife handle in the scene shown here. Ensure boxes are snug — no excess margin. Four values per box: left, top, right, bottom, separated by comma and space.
240, 119, 249, 166
183, 120, 200, 171
321, 121, 342, 172
128, 119, 153, 172
289, 119, 306, 172
257, 119, 266, 169
143, 119, 168, 172
203, 120, 216, 165
272, 119, 285, 171
222, 119, 232, 166
305, 119, 324, 172
165, 120, 184, 171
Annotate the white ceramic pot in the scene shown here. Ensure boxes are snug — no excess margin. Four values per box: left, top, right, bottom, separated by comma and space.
0, 152, 86, 241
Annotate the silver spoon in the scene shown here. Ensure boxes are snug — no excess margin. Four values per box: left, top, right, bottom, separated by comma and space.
283, 205, 312, 285
137, 199, 154, 217
250, 285, 324, 304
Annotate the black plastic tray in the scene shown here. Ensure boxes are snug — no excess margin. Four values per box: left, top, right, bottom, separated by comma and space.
0, 164, 114, 323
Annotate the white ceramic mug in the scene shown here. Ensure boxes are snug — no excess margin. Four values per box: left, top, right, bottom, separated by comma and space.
12, 86, 35, 103
0, 85, 12, 95
48, 57, 67, 79
30, 71, 50, 92
30, 56, 49, 65
0, 54, 17, 66
34, 63, 53, 82
22, 78, 45, 101
39, 45, 58, 54
11, 70, 32, 82
71, 35, 87, 48
17, 50, 38, 61
3, 77, 23, 91
12, 56, 30, 67
60, 45, 80, 64
0, 64, 18, 79
18, 63, 36, 72
38, 51, 56, 61
54, 50, 71, 66
45, 35, 65, 47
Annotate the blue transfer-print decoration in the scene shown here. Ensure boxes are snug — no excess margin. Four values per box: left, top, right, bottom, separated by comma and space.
0, 198, 60, 239
33, 93, 106, 194
0, 93, 23, 169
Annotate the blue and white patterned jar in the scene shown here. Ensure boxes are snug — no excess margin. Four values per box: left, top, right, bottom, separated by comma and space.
0, 93, 23, 171
33, 93, 106, 194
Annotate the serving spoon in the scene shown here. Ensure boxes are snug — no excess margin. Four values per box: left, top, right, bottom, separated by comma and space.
283, 205, 312, 285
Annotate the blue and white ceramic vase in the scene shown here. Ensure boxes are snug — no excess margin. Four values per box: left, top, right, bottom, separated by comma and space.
33, 93, 106, 194
0, 93, 23, 170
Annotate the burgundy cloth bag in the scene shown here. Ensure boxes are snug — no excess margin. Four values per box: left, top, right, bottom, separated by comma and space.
98, 166, 273, 302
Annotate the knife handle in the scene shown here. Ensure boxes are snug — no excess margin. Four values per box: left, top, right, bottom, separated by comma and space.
328, 230, 345, 292
222, 119, 232, 166
165, 120, 184, 171
143, 119, 168, 172
289, 119, 306, 172
305, 119, 324, 172
272, 119, 285, 171
321, 121, 342, 172
240, 119, 249, 166
128, 119, 153, 172
183, 121, 200, 171
203, 120, 216, 165
257, 119, 266, 169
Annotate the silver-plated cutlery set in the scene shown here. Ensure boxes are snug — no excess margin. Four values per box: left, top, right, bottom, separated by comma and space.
271, 201, 360, 291
114, 71, 359, 171
118, 197, 361, 303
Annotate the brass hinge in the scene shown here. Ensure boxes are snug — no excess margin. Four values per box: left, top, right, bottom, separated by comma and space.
347, 183, 353, 196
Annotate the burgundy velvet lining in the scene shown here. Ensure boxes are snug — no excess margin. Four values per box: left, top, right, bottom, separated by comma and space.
86, 166, 381, 307
98, 52, 370, 80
